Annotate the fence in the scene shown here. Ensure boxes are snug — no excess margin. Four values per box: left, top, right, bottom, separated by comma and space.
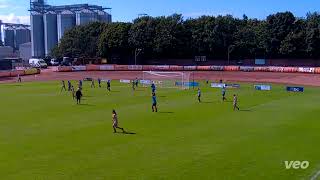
52, 65, 320, 74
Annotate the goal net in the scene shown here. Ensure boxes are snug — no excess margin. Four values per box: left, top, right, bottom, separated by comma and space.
141, 71, 191, 89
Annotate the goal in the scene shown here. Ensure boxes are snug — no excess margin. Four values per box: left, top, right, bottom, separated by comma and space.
142, 71, 191, 89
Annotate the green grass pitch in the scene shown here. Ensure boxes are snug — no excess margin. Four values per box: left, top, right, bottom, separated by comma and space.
1, 81, 320, 179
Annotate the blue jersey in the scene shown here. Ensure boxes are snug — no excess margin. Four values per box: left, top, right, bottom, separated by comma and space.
152, 96, 157, 104
151, 84, 156, 92
222, 88, 226, 95
198, 90, 201, 96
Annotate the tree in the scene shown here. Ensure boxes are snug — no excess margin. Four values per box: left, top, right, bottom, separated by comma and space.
52, 11, 320, 61
280, 19, 307, 57
52, 22, 106, 58
129, 16, 157, 59
98, 22, 132, 58
266, 12, 296, 57
305, 12, 320, 58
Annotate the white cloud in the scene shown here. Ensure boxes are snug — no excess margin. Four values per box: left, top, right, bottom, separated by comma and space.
0, 13, 30, 25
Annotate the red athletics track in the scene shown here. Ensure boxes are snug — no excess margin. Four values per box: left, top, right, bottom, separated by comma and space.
1, 68, 320, 86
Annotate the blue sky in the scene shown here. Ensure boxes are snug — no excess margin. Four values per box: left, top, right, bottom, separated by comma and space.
0, 0, 319, 24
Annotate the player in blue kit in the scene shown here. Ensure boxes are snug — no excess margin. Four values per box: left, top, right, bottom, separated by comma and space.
197, 88, 201, 102
222, 86, 227, 101
152, 92, 158, 112
151, 82, 156, 93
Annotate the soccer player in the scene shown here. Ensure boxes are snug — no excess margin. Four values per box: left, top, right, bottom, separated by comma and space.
222, 86, 227, 101
61, 80, 66, 92
75, 88, 83, 104
98, 78, 102, 88
17, 74, 22, 83
135, 78, 139, 87
112, 110, 125, 133
91, 79, 95, 88
152, 92, 158, 112
132, 80, 136, 91
71, 85, 75, 99
78, 80, 83, 90
197, 88, 201, 102
67, 80, 72, 91
151, 82, 156, 93
107, 80, 111, 92
233, 94, 240, 111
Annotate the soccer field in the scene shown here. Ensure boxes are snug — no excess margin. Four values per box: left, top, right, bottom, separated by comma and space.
1, 81, 320, 180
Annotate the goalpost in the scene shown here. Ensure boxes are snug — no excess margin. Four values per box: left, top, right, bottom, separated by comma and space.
142, 71, 191, 89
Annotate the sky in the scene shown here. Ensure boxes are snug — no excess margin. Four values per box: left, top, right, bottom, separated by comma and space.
0, 0, 319, 25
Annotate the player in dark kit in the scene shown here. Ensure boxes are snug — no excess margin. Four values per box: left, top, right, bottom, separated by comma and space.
98, 78, 102, 88
112, 110, 125, 133
67, 81, 72, 91
71, 85, 75, 99
222, 86, 227, 101
132, 80, 135, 91
233, 94, 240, 111
61, 80, 66, 92
17, 74, 22, 83
152, 92, 158, 112
107, 80, 111, 91
197, 88, 201, 102
135, 78, 139, 87
78, 80, 83, 90
75, 88, 83, 104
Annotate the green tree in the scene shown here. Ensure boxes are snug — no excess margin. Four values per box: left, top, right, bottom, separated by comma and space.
98, 22, 132, 58
52, 22, 106, 58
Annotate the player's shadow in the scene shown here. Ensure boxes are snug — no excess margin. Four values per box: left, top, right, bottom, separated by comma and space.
79, 104, 95, 106
159, 111, 174, 114
9, 84, 23, 87
110, 91, 121, 93
116, 131, 136, 135
201, 101, 214, 104
239, 109, 252, 112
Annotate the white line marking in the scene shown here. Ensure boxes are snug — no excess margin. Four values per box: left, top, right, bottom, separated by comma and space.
310, 169, 320, 180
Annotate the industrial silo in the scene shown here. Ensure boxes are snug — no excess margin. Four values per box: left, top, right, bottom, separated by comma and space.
97, 10, 111, 23
57, 10, 75, 41
0, 20, 2, 45
15, 26, 31, 50
76, 9, 98, 26
106, 13, 112, 23
4, 27, 15, 49
43, 11, 58, 56
31, 11, 45, 58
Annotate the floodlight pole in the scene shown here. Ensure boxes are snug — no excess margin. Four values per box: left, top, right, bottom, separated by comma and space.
135, 48, 142, 65
228, 45, 235, 65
